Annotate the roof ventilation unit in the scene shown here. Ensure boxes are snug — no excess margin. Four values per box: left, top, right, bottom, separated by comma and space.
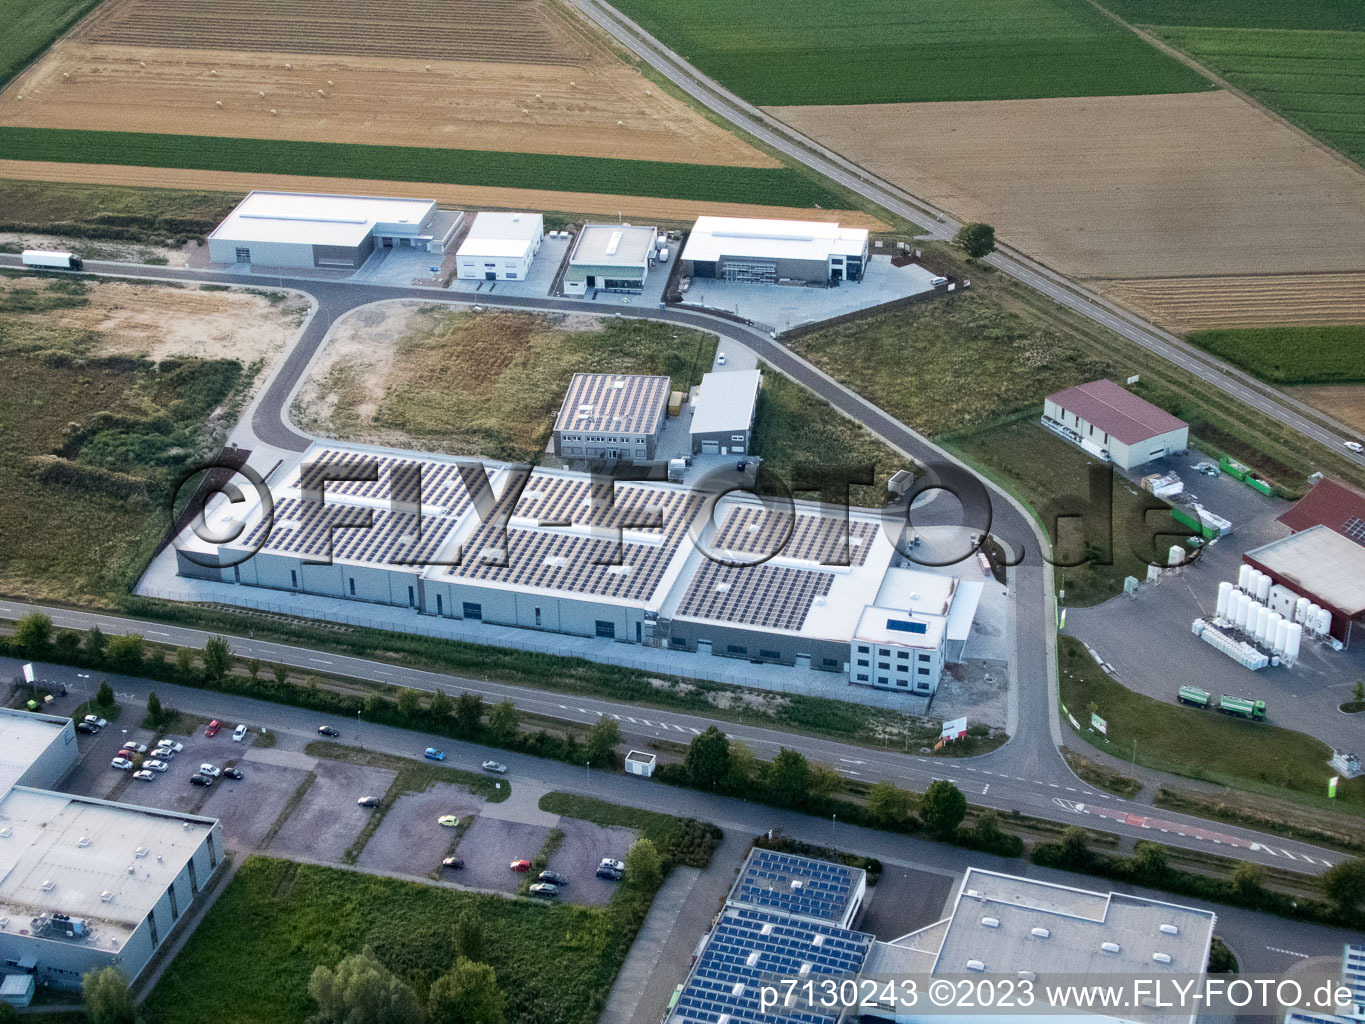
790, 879, 804, 890
1159, 924, 1180, 935
0, 827, 11, 838
1030, 928, 1051, 939
746, 951, 760, 967
811, 935, 825, 947
135, 847, 148, 858
732, 983, 745, 996
1152, 953, 1173, 964
76, 836, 92, 848
604, 231, 623, 257
39, 880, 55, 892
100, 891, 114, 903
980, 917, 1000, 928
1017, 971, 1036, 981
1101, 942, 1121, 954
966, 960, 986, 972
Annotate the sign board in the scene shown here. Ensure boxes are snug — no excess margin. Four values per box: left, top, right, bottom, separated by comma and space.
1127, 374, 1141, 385
940, 717, 969, 742
1057, 607, 1067, 631
22, 663, 35, 684
1329, 776, 1339, 799
1091, 713, 1108, 735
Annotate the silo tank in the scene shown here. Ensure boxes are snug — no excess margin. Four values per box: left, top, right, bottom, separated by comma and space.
1275, 618, 1291, 653
1216, 581, 1232, 618
1256, 572, 1271, 601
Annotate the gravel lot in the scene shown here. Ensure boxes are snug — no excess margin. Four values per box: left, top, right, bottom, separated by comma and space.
271, 762, 396, 861
355, 783, 485, 877
858, 867, 956, 939
198, 761, 310, 851
456, 818, 552, 894
544, 820, 638, 906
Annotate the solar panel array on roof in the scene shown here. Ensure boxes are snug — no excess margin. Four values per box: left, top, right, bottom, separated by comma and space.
553, 373, 670, 435
712, 507, 877, 567
294, 448, 486, 516
677, 561, 833, 631
672, 907, 872, 1024
729, 850, 859, 923
243, 496, 459, 567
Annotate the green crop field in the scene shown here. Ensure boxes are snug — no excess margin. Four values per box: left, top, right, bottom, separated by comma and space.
0, 0, 100, 88
1099, 0, 1365, 31
1185, 325, 1365, 385
1147, 26, 1365, 165
609, 0, 1211, 105
0, 127, 847, 209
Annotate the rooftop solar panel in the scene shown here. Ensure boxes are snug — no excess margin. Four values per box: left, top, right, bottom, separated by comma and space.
243, 495, 459, 568
712, 506, 878, 567
726, 849, 862, 924
294, 447, 487, 517
677, 561, 833, 632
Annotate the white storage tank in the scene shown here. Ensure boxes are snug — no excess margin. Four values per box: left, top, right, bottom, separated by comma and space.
1256, 572, 1271, 601
1253, 606, 1269, 643
1238, 564, 1251, 591
1275, 618, 1292, 654
1295, 596, 1310, 624
1285, 623, 1303, 662
1234, 593, 1251, 629
1316, 607, 1332, 636
1265, 611, 1282, 646
1306, 603, 1322, 634
1216, 581, 1232, 618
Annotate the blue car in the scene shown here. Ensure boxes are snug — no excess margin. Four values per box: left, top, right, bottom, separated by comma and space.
424, 747, 445, 761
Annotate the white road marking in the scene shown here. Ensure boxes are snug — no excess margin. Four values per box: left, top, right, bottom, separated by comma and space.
1267, 947, 1310, 959
147, 630, 169, 637
308, 658, 331, 665
982, 784, 988, 795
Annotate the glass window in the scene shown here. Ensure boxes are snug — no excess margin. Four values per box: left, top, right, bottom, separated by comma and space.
595, 620, 616, 639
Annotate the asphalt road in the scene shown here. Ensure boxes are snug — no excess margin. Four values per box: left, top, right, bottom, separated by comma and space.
569, 0, 1365, 467
14, 655, 1360, 976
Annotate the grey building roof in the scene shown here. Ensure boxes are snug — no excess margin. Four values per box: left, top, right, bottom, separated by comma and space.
208, 191, 436, 248
569, 224, 656, 268
690, 370, 762, 436
0, 708, 67, 794
1245, 524, 1365, 615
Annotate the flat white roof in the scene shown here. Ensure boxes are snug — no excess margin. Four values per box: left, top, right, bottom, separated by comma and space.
0, 708, 68, 795
1246, 524, 1365, 615
690, 370, 762, 436
457, 212, 542, 261
854, 605, 946, 650
570, 224, 656, 268
208, 190, 437, 248
682, 215, 867, 264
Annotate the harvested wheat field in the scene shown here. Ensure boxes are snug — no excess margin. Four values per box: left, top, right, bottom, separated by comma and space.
1101, 274, 1365, 332
2, 0, 773, 167
0, 160, 889, 229
771, 91, 1365, 280
1290, 386, 1365, 434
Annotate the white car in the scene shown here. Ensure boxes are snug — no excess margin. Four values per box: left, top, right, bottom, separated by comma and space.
124, 742, 148, 754
716, 353, 727, 365
132, 770, 155, 782
232, 724, 248, 742
481, 760, 508, 774
599, 857, 625, 873
198, 763, 222, 778
155, 740, 184, 754
110, 757, 133, 771
143, 760, 169, 773
1346, 441, 1364, 454
84, 714, 108, 729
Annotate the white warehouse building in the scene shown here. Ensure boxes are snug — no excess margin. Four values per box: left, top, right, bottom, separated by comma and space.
456, 212, 544, 281
680, 215, 869, 285
207, 191, 462, 269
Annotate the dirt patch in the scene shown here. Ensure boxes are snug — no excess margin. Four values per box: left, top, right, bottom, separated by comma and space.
0, 229, 188, 266
292, 300, 413, 441
4, 41, 775, 168
1289, 385, 1365, 434
1097, 273, 1365, 331
769, 91, 1365, 279
0, 160, 889, 230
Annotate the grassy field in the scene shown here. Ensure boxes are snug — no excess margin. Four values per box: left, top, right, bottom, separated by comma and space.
538, 792, 723, 867
1100, 0, 1365, 31
609, 0, 1210, 105
0, 177, 238, 243
1186, 325, 1365, 385
1058, 635, 1365, 812
0, 127, 847, 209
0, 0, 99, 88
142, 856, 633, 1024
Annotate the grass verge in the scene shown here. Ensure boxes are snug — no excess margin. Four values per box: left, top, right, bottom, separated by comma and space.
1154, 785, 1365, 855
539, 791, 722, 868
1062, 747, 1143, 798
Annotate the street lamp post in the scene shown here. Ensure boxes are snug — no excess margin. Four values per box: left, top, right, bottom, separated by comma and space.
356, 708, 362, 746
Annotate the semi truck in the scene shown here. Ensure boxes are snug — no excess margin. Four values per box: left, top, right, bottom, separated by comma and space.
21, 249, 83, 270
1217, 695, 1267, 720
1177, 685, 1211, 708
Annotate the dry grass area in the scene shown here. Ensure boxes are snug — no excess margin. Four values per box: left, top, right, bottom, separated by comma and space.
770, 91, 1365, 280
1289, 385, 1365, 433
1098, 273, 1365, 331
0, 159, 890, 229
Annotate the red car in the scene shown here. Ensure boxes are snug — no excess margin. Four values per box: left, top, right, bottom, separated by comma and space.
510, 859, 531, 872
204, 720, 222, 737
116, 749, 136, 760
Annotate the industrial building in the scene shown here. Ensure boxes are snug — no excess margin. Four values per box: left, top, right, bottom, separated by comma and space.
1243, 525, 1365, 645
690, 369, 762, 455
176, 441, 981, 690
0, 709, 223, 995
562, 224, 658, 295
455, 212, 544, 281
1043, 379, 1189, 470
680, 216, 869, 285
206, 191, 461, 269
551, 373, 670, 462
1278, 477, 1365, 542
1284, 944, 1365, 1024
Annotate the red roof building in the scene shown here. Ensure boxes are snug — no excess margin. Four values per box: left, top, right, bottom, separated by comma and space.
1277, 478, 1365, 544
1042, 379, 1189, 470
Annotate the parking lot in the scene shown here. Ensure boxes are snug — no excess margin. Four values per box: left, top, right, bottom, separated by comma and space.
201, 761, 309, 850
454, 817, 553, 894
543, 820, 637, 906
355, 782, 487, 877
271, 761, 396, 862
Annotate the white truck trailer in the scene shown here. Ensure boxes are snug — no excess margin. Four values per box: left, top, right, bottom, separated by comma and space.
21, 249, 83, 270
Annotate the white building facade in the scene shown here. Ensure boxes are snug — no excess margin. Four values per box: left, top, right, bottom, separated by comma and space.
456, 212, 544, 281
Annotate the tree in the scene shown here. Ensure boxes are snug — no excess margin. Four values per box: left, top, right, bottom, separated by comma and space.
428, 957, 504, 1024
455, 693, 485, 736
430, 689, 454, 719
1354, 679, 1364, 703
146, 691, 164, 729
954, 221, 996, 259
1230, 861, 1264, 898
766, 748, 812, 808
53, 629, 82, 662
0, 1000, 17, 1024
585, 717, 621, 767
83, 625, 108, 664
247, 657, 262, 683
1133, 841, 1169, 880
487, 701, 520, 742
1058, 826, 1092, 869
454, 913, 487, 964
867, 781, 914, 826
14, 612, 52, 654
106, 633, 145, 671
397, 688, 423, 719
95, 680, 115, 709
175, 647, 195, 677
809, 762, 843, 800
625, 836, 663, 890
1207, 936, 1238, 974
202, 635, 232, 680
970, 809, 1005, 847
273, 662, 289, 686
724, 740, 758, 791
685, 727, 731, 789
919, 780, 967, 838
82, 966, 135, 1024
307, 947, 423, 1024
1323, 857, 1365, 913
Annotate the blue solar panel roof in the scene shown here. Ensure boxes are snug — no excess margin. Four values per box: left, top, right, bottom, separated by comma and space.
670, 908, 874, 1024
727, 849, 863, 924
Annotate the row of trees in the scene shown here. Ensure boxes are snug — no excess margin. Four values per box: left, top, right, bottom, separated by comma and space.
308, 948, 506, 1024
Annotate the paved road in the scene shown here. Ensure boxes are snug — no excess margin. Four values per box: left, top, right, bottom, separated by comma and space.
16, 655, 1359, 975
569, 0, 1365, 467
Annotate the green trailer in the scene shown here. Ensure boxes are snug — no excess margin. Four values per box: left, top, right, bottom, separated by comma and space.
1219, 456, 1248, 481
1217, 695, 1267, 720
1177, 685, 1211, 708
1245, 472, 1273, 496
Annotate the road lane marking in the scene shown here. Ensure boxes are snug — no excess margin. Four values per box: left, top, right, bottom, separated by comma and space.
1267, 947, 1310, 959
308, 658, 331, 665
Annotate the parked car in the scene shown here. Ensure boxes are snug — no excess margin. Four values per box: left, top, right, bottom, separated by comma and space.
83, 714, 107, 729
480, 760, 507, 774
232, 724, 248, 742
76, 722, 97, 735
1346, 441, 1364, 454
204, 720, 222, 737
318, 725, 340, 737
222, 767, 244, 780
716, 352, 727, 365
123, 742, 148, 754
424, 747, 446, 761
528, 883, 559, 898
438, 815, 459, 827
189, 773, 213, 787
441, 857, 465, 870
198, 763, 222, 777
510, 859, 531, 872
599, 858, 625, 873
116, 749, 137, 761
110, 757, 133, 771
538, 871, 567, 886
152, 747, 177, 760
154, 741, 183, 756
132, 770, 155, 782
596, 865, 623, 881
143, 760, 169, 773
357, 796, 380, 808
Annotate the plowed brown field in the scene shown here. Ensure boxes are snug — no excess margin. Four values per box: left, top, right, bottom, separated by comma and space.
770, 91, 1365, 280
1099, 274, 1365, 332
0, 160, 889, 229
